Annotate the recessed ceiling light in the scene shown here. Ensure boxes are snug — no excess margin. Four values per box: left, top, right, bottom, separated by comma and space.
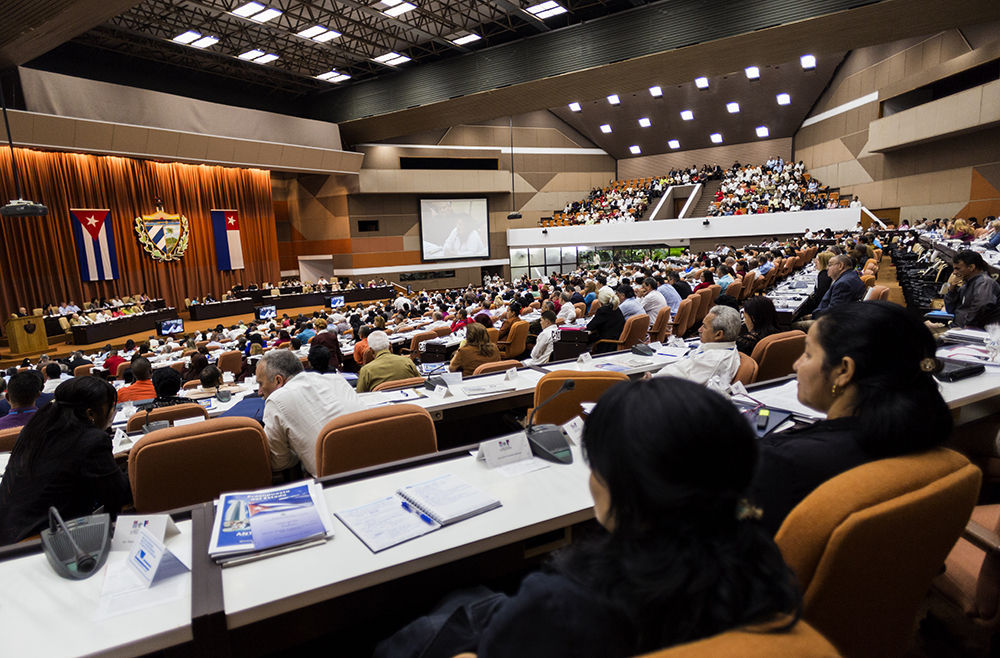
568, 102, 581, 112
190, 36, 219, 48
776, 93, 791, 105
638, 117, 651, 128
451, 33, 481, 45
606, 94, 620, 105
680, 110, 694, 121
745, 66, 760, 80
313, 29, 341, 42
297, 25, 328, 39
694, 76, 709, 89
526, 1, 567, 18
239, 50, 278, 65
232, 2, 265, 17
710, 133, 723, 143
801, 54, 817, 69
250, 7, 282, 22
252, 53, 279, 64
629, 145, 641, 155
172, 30, 201, 44
316, 70, 351, 83
600, 124, 612, 134
373, 51, 410, 65
668, 139, 680, 149
383, 1, 416, 18
756, 126, 770, 138
649, 85, 663, 97
238, 49, 266, 60
726, 102, 740, 113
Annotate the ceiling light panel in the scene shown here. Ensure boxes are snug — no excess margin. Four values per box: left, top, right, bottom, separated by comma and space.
801, 54, 817, 69
527, 1, 568, 18
313, 30, 341, 42
452, 34, 481, 45
297, 25, 327, 39
680, 110, 693, 121
373, 51, 410, 65
694, 76, 709, 89
250, 7, 282, 22
190, 36, 219, 48
745, 66, 760, 79
568, 102, 581, 112
710, 133, 723, 143
232, 2, 265, 17
649, 86, 662, 97
776, 93, 791, 105
668, 139, 680, 149
600, 124, 612, 133
756, 126, 770, 138
638, 117, 651, 127
726, 102, 740, 113
252, 53, 279, 64
606, 94, 620, 105
384, 2, 416, 18
172, 30, 201, 44
238, 49, 265, 60
629, 145, 641, 155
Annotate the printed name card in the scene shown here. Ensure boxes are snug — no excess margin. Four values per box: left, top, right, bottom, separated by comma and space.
647, 341, 663, 351
430, 385, 454, 399
504, 367, 519, 382
477, 432, 533, 468
124, 522, 189, 588
561, 416, 585, 446
576, 352, 593, 366
111, 514, 179, 551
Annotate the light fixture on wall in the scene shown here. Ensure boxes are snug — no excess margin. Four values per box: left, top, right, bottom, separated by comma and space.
506, 115, 521, 220
0, 82, 47, 217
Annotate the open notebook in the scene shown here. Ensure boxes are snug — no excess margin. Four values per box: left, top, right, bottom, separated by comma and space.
336, 474, 501, 553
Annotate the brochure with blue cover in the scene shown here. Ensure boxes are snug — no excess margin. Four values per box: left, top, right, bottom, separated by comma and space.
208, 481, 334, 560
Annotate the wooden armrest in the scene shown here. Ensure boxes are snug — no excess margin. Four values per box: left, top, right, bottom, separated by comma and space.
592, 339, 621, 348
963, 520, 1000, 554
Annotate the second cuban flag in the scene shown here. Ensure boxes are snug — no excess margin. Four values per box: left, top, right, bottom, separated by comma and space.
210, 209, 245, 270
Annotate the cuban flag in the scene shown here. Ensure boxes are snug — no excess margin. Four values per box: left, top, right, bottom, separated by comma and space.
70, 209, 119, 281
210, 209, 245, 270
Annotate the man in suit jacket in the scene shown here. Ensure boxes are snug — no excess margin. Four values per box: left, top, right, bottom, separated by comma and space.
813, 255, 867, 318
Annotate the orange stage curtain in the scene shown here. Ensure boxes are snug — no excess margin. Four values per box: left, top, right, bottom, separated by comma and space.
0, 147, 279, 316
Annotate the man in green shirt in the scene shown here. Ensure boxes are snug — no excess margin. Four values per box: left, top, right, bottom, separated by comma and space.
356, 331, 420, 392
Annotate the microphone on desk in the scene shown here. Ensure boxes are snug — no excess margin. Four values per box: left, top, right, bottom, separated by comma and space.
525, 379, 576, 464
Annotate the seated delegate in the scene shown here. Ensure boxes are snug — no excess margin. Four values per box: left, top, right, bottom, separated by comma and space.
0, 377, 130, 545
448, 323, 501, 377
654, 305, 741, 391
750, 301, 952, 534
378, 378, 800, 657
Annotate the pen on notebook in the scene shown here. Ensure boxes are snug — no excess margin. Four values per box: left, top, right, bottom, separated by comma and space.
401, 500, 413, 513
417, 513, 435, 526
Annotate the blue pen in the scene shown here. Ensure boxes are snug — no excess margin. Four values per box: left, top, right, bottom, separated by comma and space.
417, 513, 435, 526
400, 500, 413, 513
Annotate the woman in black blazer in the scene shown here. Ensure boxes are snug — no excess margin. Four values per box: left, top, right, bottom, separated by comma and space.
586, 303, 625, 353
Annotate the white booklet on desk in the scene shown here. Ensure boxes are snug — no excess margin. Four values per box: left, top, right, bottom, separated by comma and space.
336, 474, 501, 553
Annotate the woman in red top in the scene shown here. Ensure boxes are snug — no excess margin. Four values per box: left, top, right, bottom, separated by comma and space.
449, 309, 473, 332
692, 270, 715, 294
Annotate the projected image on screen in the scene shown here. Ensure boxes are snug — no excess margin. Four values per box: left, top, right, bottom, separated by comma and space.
420, 198, 489, 260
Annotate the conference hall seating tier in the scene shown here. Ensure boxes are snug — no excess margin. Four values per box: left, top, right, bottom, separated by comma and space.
314, 404, 437, 477
128, 417, 272, 513
775, 447, 981, 658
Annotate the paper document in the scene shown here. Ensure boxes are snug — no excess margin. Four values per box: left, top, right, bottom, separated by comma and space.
335, 495, 439, 553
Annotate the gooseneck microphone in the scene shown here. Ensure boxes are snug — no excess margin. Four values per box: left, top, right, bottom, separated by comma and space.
525, 379, 576, 464
49, 507, 96, 573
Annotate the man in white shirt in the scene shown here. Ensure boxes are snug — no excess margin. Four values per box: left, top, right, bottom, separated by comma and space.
616, 284, 644, 319
257, 349, 365, 476
655, 305, 741, 392
639, 277, 667, 322
523, 310, 559, 366
555, 293, 577, 324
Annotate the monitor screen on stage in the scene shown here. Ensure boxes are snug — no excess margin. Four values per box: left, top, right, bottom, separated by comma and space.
156, 318, 184, 336
255, 305, 276, 320
327, 296, 345, 309
419, 198, 489, 261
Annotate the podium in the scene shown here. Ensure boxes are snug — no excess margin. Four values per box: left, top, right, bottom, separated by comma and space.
6, 315, 49, 356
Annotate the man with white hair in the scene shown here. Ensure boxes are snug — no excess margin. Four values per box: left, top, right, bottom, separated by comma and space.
356, 330, 419, 393
256, 349, 364, 476
654, 305, 741, 391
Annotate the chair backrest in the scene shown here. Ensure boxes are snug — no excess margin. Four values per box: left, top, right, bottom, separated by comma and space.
573, 303, 586, 318
182, 379, 202, 390
650, 306, 672, 343
740, 271, 757, 300
473, 359, 523, 376
693, 288, 714, 323
725, 280, 743, 301
500, 321, 529, 358
128, 417, 272, 513
58, 317, 70, 332
531, 370, 629, 425
642, 620, 840, 657
734, 351, 759, 386
587, 298, 602, 316
707, 284, 721, 303
865, 285, 889, 302
407, 330, 438, 352
750, 330, 806, 382
195, 340, 210, 350
361, 347, 375, 365
116, 362, 130, 379
217, 350, 243, 376
0, 426, 20, 452
433, 326, 451, 338
486, 327, 499, 343
125, 403, 209, 432
315, 404, 437, 477
371, 376, 425, 392
672, 297, 697, 338
860, 273, 876, 287
776, 448, 981, 658
73, 364, 93, 377
620, 313, 651, 349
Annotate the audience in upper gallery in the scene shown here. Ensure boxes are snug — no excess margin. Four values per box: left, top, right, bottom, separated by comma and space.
448, 323, 501, 377
653, 305, 741, 391
750, 301, 951, 535
378, 378, 800, 657
736, 297, 781, 356
708, 158, 835, 216
257, 350, 364, 477
356, 331, 420, 393
943, 249, 1000, 329
0, 377, 130, 545
0, 372, 44, 431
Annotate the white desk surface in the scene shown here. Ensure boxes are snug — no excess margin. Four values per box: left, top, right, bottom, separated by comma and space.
542, 350, 683, 377
361, 368, 547, 415
222, 442, 594, 628
0, 521, 193, 658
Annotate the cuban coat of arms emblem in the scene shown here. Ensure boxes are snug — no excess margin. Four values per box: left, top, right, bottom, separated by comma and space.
134, 199, 190, 262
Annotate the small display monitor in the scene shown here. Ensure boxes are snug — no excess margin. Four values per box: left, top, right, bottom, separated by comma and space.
156, 318, 185, 336
255, 305, 277, 320
327, 296, 345, 308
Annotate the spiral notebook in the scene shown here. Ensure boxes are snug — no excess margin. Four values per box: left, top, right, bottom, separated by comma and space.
335, 474, 501, 553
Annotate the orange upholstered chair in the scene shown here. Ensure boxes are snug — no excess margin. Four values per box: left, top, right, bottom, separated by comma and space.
865, 285, 889, 302
750, 330, 806, 382
587, 298, 602, 317
372, 376, 425, 392
860, 273, 876, 288
498, 321, 529, 359
740, 271, 757, 301
182, 379, 201, 390
775, 447, 981, 658
725, 279, 743, 301
73, 364, 93, 377
314, 404, 437, 477
433, 326, 452, 338
639, 620, 840, 656
125, 402, 209, 432
529, 369, 629, 425
473, 359, 523, 376
670, 297, 697, 338
573, 302, 586, 318
734, 352, 759, 386
128, 417, 272, 513
648, 306, 673, 343
0, 426, 20, 452
401, 330, 437, 357
486, 328, 499, 344
593, 314, 650, 353
216, 350, 243, 377
693, 288, 714, 324
116, 362, 130, 379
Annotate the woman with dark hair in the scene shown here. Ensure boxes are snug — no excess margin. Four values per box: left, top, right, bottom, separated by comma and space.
183, 353, 209, 383
496, 302, 521, 341
448, 323, 501, 377
692, 269, 715, 293
378, 378, 800, 656
273, 329, 291, 347
737, 296, 781, 355
0, 377, 130, 544
150, 367, 189, 408
750, 301, 952, 534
